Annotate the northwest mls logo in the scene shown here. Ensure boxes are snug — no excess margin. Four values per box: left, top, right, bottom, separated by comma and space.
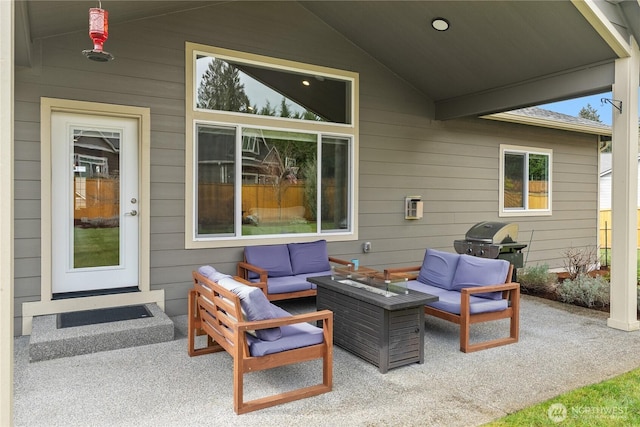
548, 403, 568, 423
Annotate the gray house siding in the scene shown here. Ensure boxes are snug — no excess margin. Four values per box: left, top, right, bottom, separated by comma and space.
12, 2, 599, 335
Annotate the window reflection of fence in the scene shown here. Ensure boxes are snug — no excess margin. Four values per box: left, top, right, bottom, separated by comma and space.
197, 182, 339, 224
598, 209, 640, 249
74, 178, 119, 221
503, 180, 548, 209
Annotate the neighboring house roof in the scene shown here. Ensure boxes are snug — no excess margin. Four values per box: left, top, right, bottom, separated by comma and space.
599, 152, 640, 177
488, 106, 640, 137
485, 106, 612, 136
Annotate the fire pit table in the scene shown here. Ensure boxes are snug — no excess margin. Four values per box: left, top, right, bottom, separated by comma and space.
308, 272, 437, 373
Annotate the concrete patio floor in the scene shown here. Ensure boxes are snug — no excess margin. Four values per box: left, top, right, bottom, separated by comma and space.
13, 294, 640, 426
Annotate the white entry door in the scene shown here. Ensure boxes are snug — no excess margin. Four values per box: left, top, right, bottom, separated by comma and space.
51, 112, 139, 294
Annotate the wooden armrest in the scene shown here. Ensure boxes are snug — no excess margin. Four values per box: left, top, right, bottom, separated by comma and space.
383, 265, 422, 280
236, 310, 333, 332
237, 261, 268, 282
329, 256, 352, 266
460, 282, 520, 296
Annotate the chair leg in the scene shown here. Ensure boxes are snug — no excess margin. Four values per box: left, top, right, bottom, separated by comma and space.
460, 292, 471, 352
323, 317, 333, 389
510, 288, 520, 341
233, 356, 244, 414
187, 289, 199, 356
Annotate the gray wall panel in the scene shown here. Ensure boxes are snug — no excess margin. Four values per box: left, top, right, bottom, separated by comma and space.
11, 1, 600, 334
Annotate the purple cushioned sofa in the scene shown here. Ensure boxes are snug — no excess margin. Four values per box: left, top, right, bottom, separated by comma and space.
236, 240, 351, 301
385, 248, 520, 353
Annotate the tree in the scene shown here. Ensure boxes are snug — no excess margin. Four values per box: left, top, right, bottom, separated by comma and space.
578, 103, 601, 123
279, 98, 294, 118
258, 100, 276, 116
197, 58, 251, 113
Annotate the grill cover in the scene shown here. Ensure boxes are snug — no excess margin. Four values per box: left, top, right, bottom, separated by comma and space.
464, 221, 518, 244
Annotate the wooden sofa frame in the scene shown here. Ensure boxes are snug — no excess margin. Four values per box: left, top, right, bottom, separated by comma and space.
384, 264, 519, 353
237, 256, 352, 301
188, 272, 334, 414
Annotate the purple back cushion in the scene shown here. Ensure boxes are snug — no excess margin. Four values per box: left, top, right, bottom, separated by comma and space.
417, 249, 460, 290
244, 244, 293, 278
288, 240, 330, 275
217, 277, 282, 341
197, 265, 231, 282
451, 255, 510, 300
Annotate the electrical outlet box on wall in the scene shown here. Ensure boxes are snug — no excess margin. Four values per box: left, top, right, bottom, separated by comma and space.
405, 196, 423, 220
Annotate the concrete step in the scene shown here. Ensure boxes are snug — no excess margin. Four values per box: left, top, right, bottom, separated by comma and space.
28, 303, 175, 362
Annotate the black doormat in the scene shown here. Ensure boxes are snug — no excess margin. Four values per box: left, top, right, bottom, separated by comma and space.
57, 305, 153, 329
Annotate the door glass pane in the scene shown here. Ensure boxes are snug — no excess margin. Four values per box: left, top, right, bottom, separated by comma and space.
73, 128, 121, 268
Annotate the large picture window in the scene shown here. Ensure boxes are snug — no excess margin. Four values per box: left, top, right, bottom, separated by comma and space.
500, 145, 552, 216
186, 43, 359, 247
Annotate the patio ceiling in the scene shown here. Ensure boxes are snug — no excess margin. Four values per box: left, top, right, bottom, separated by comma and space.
15, 0, 640, 120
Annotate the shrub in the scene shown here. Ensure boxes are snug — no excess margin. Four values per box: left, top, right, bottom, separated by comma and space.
517, 264, 557, 294
561, 245, 599, 280
557, 274, 610, 308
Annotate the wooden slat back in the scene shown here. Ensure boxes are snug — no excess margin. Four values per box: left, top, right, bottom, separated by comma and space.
192, 271, 246, 355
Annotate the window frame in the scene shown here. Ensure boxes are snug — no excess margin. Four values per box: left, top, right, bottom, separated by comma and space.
185, 42, 359, 248
499, 144, 552, 217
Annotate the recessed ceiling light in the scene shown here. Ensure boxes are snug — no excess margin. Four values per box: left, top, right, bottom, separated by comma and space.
431, 18, 450, 31
302, 80, 310, 86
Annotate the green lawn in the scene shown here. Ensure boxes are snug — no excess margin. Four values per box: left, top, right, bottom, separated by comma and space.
74, 227, 119, 268
241, 222, 316, 235
483, 368, 640, 426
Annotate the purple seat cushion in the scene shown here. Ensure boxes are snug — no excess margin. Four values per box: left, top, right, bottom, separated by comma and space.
287, 240, 330, 275
254, 275, 313, 294
244, 244, 293, 279
417, 249, 460, 290
246, 305, 325, 357
407, 280, 508, 315
294, 270, 333, 289
216, 277, 283, 341
451, 255, 510, 300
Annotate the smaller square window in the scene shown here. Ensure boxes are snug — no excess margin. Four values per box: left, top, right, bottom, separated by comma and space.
500, 145, 552, 216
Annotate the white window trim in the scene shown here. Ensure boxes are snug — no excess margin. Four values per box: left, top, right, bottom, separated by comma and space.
499, 144, 552, 217
185, 42, 359, 248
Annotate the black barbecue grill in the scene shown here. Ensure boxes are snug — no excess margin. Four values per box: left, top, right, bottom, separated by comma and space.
453, 221, 527, 272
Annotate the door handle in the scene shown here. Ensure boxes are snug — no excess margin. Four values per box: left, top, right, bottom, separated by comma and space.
125, 210, 138, 216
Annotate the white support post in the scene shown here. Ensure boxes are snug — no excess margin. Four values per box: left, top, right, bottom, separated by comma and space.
608, 38, 640, 331
0, 0, 15, 424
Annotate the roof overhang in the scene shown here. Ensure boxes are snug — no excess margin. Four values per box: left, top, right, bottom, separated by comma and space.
14, 0, 640, 120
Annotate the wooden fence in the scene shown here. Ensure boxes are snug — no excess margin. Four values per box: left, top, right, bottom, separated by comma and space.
74, 178, 119, 220
199, 183, 312, 224
599, 209, 640, 249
